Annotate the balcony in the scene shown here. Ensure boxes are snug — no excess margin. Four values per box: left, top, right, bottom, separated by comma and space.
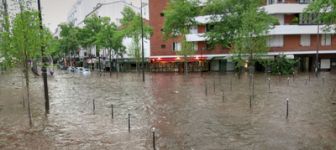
185, 25, 335, 42
186, 33, 206, 42
261, 3, 308, 14
268, 25, 335, 35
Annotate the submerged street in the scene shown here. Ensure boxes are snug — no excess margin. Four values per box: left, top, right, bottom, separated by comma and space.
0, 70, 335, 149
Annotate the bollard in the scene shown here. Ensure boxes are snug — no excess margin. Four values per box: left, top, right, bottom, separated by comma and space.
287, 77, 290, 86
249, 95, 252, 109
286, 98, 289, 119
152, 127, 156, 150
268, 77, 271, 93
111, 104, 114, 119
292, 72, 295, 82
93, 99, 95, 114
128, 113, 131, 132
322, 77, 325, 86
213, 80, 216, 93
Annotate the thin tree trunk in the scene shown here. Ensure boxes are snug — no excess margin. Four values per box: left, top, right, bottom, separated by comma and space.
24, 54, 32, 127
109, 49, 112, 77
184, 56, 188, 76
21, 75, 25, 108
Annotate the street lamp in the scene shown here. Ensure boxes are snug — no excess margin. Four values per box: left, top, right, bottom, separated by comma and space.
37, 0, 50, 114
82, 0, 148, 82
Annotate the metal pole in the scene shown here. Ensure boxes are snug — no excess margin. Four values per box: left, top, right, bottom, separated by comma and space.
152, 127, 156, 150
37, 0, 50, 114
128, 113, 131, 132
140, 0, 145, 82
286, 98, 289, 119
315, 16, 320, 77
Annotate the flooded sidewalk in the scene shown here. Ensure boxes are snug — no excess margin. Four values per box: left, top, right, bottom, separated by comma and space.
0, 70, 336, 149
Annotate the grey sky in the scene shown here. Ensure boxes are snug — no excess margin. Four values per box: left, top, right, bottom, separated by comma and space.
41, 0, 77, 32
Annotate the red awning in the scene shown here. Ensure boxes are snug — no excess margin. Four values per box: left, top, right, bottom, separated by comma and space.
150, 56, 207, 63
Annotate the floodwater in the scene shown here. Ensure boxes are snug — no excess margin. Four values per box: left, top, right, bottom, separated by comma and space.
0, 70, 336, 150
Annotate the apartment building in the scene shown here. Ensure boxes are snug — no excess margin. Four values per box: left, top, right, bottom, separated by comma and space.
148, 0, 336, 72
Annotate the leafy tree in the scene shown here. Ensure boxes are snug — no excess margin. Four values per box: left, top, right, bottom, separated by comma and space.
204, 0, 276, 68
58, 23, 80, 67
10, 9, 43, 127
80, 15, 110, 72
0, 0, 12, 68
163, 0, 199, 76
120, 7, 152, 72
96, 22, 125, 76
306, 0, 336, 31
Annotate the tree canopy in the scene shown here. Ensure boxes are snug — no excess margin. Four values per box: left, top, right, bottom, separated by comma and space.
163, 0, 199, 38
306, 0, 336, 31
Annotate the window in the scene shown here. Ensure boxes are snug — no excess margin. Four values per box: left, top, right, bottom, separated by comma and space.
161, 44, 166, 49
321, 34, 331, 46
173, 42, 181, 51
189, 26, 198, 34
300, 35, 311, 46
160, 12, 164, 17
267, 35, 284, 47
192, 42, 198, 51
267, 0, 284, 5
299, 0, 311, 4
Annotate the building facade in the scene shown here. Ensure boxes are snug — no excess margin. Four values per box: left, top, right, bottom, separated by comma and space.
148, 0, 336, 72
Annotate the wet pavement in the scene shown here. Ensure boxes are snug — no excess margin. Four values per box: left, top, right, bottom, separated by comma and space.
0, 70, 336, 150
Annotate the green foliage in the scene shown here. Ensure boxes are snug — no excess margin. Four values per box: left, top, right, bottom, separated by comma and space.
11, 10, 41, 64
259, 55, 299, 75
120, 7, 152, 39
96, 22, 126, 56
305, 0, 336, 31
203, 0, 277, 69
163, 0, 199, 58
59, 23, 80, 55
79, 15, 110, 51
163, 0, 199, 38
120, 7, 152, 62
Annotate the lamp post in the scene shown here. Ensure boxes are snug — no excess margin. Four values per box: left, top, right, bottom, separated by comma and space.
82, 0, 147, 82
37, 0, 50, 114
140, 0, 145, 82
315, 15, 320, 77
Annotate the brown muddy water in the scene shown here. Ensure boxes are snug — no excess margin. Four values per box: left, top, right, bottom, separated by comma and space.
0, 70, 335, 150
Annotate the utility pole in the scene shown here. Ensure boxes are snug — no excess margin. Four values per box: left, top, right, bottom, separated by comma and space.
141, 0, 145, 82
37, 0, 50, 114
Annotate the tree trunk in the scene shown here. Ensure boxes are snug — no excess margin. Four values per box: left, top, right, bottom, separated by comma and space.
116, 54, 119, 78
97, 46, 101, 76
184, 56, 188, 76
109, 49, 112, 77
23, 54, 32, 127
21, 75, 25, 108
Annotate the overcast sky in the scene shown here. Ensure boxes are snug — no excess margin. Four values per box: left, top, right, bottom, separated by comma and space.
41, 0, 77, 32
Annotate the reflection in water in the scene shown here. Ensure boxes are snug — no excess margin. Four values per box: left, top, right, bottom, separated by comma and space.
0, 70, 336, 149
